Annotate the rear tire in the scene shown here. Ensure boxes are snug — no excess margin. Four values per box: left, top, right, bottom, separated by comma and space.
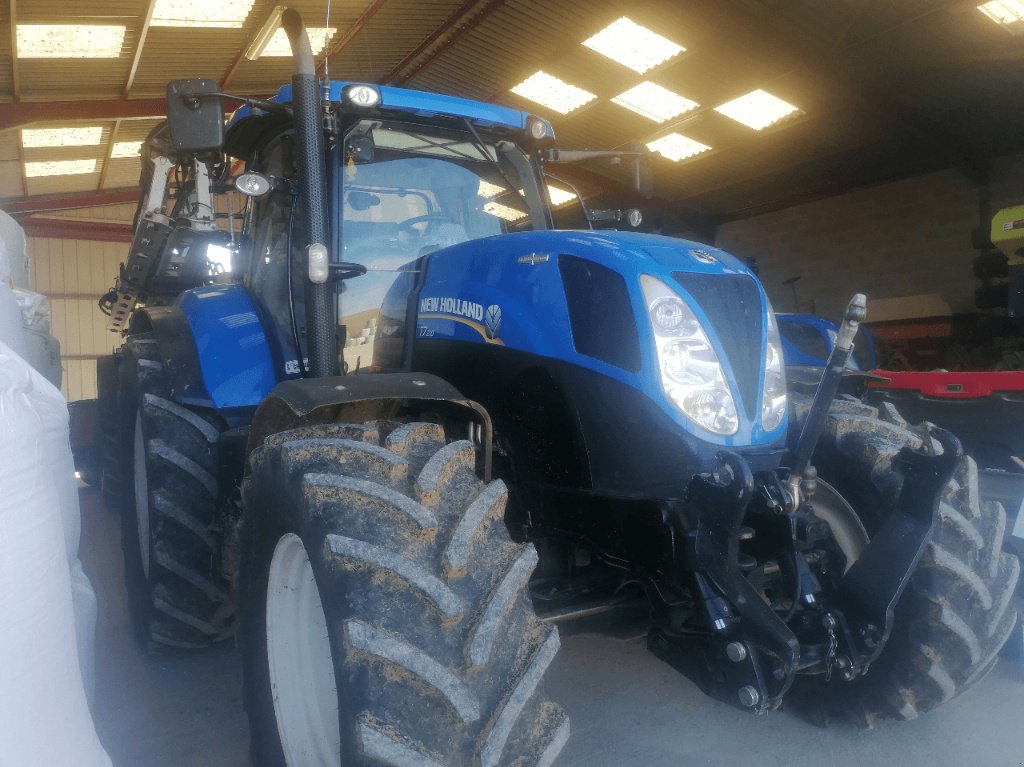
117, 333, 232, 649
239, 421, 569, 766
806, 398, 1020, 724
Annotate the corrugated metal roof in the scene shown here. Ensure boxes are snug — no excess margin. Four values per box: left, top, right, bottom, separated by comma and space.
1, 0, 1023, 225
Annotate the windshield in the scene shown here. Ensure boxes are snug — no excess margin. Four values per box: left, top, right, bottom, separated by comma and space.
336, 120, 549, 371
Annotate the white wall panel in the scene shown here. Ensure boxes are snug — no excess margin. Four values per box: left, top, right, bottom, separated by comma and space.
26, 231, 125, 402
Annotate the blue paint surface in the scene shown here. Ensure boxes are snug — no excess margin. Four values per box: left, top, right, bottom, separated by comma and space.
227, 82, 551, 137
777, 312, 879, 369
413, 230, 787, 448
176, 285, 277, 409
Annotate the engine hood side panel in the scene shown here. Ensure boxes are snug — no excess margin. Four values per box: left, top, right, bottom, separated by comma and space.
412, 230, 786, 449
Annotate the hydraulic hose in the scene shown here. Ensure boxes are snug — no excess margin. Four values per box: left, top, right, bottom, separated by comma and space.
786, 293, 867, 509
282, 8, 336, 378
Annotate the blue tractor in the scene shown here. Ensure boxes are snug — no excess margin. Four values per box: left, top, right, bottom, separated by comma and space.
777, 312, 879, 370
97, 11, 1018, 765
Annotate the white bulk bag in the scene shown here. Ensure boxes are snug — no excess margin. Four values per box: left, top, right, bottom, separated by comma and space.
0, 341, 110, 767
0, 283, 26, 361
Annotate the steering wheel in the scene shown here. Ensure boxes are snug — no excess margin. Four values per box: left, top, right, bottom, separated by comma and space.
397, 213, 451, 237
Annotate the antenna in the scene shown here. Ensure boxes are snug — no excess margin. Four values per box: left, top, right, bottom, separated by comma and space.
321, 0, 333, 98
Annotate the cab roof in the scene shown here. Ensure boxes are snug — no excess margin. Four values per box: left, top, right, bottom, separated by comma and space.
226, 81, 549, 136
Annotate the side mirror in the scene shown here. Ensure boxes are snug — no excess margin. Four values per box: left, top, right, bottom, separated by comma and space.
166, 79, 224, 153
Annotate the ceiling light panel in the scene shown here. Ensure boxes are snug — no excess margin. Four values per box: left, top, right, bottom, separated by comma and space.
111, 141, 144, 158
21, 127, 103, 148
612, 82, 699, 123
582, 17, 685, 74
24, 160, 97, 178
151, 0, 256, 28
16, 25, 126, 58
647, 133, 711, 162
978, 1, 1024, 24
714, 89, 802, 130
259, 27, 336, 56
511, 71, 596, 115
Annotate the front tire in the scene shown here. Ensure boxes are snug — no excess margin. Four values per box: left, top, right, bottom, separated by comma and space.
239, 421, 569, 766
808, 398, 1020, 723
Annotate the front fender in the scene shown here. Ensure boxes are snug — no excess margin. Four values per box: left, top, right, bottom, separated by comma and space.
247, 372, 494, 479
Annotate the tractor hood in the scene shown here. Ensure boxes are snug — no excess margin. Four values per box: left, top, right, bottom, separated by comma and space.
402, 229, 786, 450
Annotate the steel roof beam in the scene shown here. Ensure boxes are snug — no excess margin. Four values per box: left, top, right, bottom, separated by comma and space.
317, 0, 390, 77
8, 0, 19, 102
0, 98, 167, 130
123, 0, 158, 98
1, 187, 138, 214
18, 216, 133, 242
96, 119, 122, 191
386, 0, 508, 86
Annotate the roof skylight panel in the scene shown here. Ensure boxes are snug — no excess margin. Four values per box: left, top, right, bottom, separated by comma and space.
978, 1, 1024, 25
21, 127, 103, 148
17, 25, 126, 58
582, 17, 685, 74
259, 27, 336, 56
111, 141, 144, 158
546, 185, 577, 206
714, 89, 802, 130
646, 133, 711, 162
612, 82, 699, 123
25, 160, 98, 177
151, 0, 256, 28
511, 72, 596, 115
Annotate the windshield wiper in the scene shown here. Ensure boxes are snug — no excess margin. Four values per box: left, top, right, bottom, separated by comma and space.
462, 119, 530, 212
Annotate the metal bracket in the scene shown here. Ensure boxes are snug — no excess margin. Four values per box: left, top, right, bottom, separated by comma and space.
836, 426, 962, 666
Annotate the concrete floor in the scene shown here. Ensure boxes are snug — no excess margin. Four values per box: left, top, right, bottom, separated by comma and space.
80, 487, 1024, 767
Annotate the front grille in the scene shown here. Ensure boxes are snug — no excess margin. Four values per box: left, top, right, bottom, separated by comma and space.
672, 272, 763, 420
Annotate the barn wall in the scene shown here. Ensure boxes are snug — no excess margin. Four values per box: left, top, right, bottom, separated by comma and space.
25, 203, 132, 401
715, 152, 1024, 321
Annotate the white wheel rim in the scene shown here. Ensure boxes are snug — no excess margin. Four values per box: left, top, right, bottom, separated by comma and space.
133, 410, 150, 578
266, 533, 341, 766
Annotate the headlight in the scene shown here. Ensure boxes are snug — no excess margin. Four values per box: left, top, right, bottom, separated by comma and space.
641, 275, 739, 436
761, 303, 787, 431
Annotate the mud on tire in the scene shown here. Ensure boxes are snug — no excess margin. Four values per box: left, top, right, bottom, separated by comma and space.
117, 333, 232, 649
803, 397, 1021, 724
239, 421, 569, 766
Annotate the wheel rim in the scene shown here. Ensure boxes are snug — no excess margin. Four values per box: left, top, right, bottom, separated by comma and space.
811, 479, 870, 572
133, 410, 150, 578
266, 533, 341, 766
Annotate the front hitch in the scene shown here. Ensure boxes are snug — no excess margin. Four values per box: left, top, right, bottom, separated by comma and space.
651, 426, 962, 713
650, 451, 800, 714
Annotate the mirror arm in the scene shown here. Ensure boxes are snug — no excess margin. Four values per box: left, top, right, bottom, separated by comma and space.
177, 91, 293, 118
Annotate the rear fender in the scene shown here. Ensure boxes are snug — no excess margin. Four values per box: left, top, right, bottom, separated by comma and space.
247, 372, 494, 480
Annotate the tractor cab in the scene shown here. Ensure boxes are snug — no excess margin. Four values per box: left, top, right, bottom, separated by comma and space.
222, 83, 557, 375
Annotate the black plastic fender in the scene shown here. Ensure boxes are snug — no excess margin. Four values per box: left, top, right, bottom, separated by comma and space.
247, 372, 494, 479
128, 305, 210, 406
